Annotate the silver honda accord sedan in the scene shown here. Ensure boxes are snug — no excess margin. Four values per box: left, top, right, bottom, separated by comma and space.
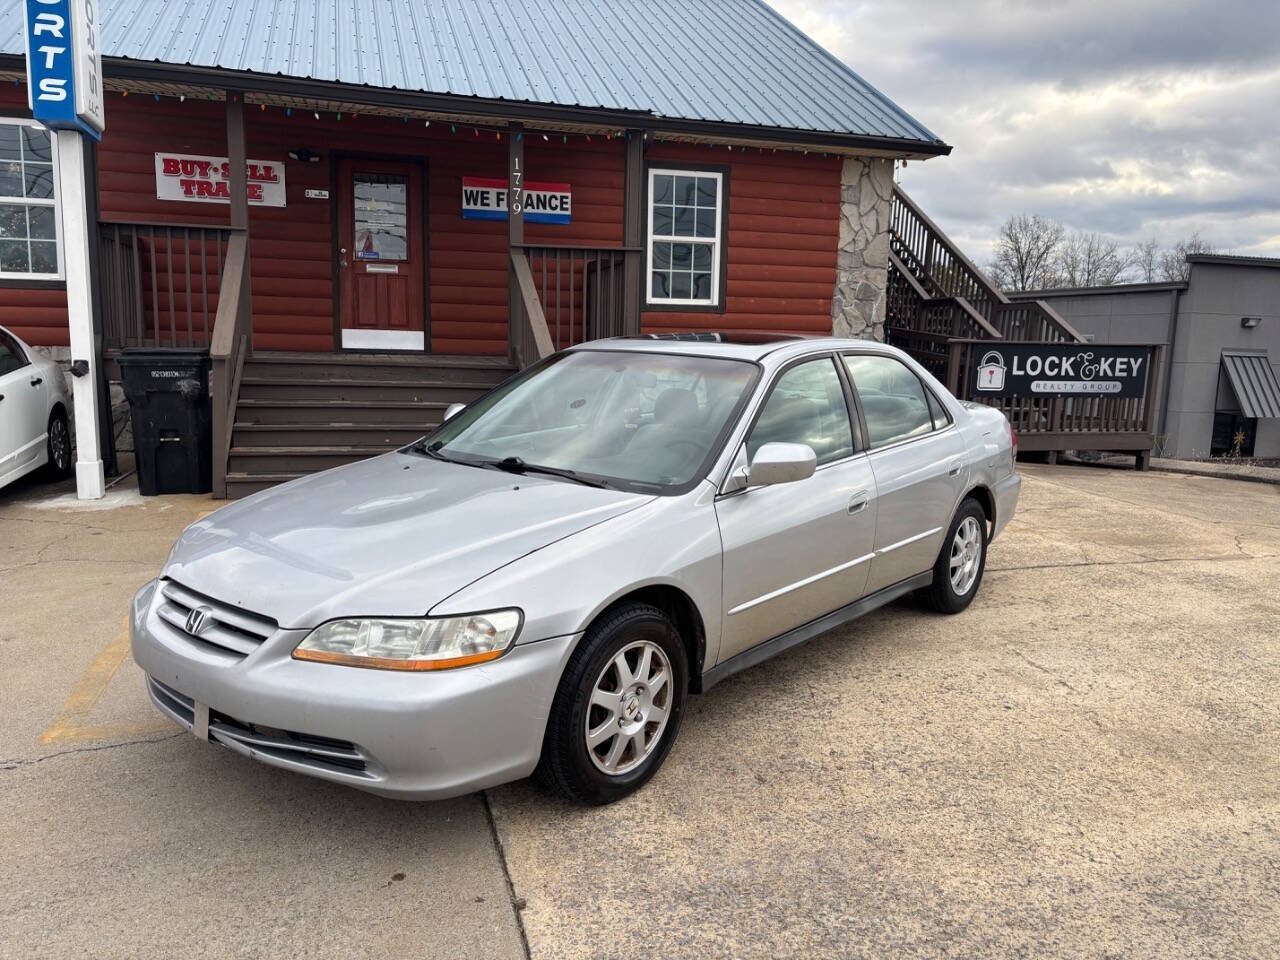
132, 336, 1020, 804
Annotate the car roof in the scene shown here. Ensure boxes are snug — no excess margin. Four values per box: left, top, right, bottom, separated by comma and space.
570, 336, 903, 366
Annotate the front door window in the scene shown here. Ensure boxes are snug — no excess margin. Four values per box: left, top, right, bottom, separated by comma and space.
353, 174, 408, 262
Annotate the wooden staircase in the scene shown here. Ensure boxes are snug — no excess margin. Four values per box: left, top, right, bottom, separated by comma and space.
225, 352, 514, 498
886, 186, 1084, 380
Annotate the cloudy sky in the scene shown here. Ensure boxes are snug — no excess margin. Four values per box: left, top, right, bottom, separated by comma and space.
768, 0, 1280, 264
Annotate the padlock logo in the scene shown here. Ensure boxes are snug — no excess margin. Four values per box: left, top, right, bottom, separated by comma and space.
976, 350, 1006, 391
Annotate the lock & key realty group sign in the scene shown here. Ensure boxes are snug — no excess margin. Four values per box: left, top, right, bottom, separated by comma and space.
972, 344, 1151, 398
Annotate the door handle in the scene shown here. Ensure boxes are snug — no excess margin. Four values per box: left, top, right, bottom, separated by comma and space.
947, 458, 963, 477
30, 377, 42, 386
847, 491, 870, 514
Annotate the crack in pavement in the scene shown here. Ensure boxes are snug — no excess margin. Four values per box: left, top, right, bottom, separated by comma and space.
481, 791, 533, 960
1008, 646, 1081, 694
1, 732, 183, 772
988, 552, 1276, 573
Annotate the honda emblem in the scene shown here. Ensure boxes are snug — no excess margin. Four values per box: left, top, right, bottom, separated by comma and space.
185, 605, 214, 636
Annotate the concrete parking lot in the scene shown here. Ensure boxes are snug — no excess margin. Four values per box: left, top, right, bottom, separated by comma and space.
2, 464, 1277, 959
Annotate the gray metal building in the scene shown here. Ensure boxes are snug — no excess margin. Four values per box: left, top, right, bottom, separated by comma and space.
1010, 255, 1280, 459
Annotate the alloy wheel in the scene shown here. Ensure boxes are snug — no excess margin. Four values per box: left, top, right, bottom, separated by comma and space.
585, 639, 673, 776
50, 417, 70, 471
949, 516, 983, 596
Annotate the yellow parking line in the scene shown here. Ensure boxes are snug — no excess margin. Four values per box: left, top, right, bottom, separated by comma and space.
37, 614, 176, 745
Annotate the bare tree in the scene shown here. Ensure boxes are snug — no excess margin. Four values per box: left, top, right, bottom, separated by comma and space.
1056, 231, 1134, 287
1132, 238, 1161, 282
1158, 232, 1215, 282
988, 214, 1064, 292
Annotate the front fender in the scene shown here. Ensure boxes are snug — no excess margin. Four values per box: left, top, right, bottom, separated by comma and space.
428, 483, 724, 667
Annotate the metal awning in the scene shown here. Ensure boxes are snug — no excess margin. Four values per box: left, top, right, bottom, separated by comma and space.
1221, 350, 1280, 419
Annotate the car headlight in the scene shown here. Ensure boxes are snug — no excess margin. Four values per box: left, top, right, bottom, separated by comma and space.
292, 610, 522, 671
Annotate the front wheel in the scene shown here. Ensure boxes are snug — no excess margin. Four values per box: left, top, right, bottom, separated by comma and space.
536, 602, 688, 804
43, 409, 72, 481
920, 499, 987, 613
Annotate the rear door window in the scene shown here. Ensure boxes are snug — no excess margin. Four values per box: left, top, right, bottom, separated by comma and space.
843, 354, 935, 449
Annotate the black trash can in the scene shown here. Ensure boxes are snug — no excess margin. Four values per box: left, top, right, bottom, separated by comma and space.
117, 348, 213, 495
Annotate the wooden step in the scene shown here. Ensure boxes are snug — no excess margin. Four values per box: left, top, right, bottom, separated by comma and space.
236, 377, 485, 403
231, 422, 428, 447
224, 471, 307, 498
228, 445, 392, 474
234, 399, 450, 425
245, 352, 515, 385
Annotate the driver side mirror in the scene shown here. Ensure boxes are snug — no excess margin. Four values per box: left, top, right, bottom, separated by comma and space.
442, 402, 466, 422
725, 442, 816, 492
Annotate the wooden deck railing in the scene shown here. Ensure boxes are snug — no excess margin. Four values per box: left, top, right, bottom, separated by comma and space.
99, 220, 241, 352
509, 243, 640, 367
209, 232, 251, 499
945, 339, 1164, 462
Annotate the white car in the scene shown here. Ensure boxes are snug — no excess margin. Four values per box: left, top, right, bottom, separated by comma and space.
0, 325, 71, 491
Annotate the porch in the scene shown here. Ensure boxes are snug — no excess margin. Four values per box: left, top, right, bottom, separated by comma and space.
92, 87, 649, 496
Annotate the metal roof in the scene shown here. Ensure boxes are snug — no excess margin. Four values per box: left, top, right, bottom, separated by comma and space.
0, 0, 944, 147
1221, 351, 1280, 420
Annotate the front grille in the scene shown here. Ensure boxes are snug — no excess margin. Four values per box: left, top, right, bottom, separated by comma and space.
155, 579, 277, 658
148, 677, 371, 777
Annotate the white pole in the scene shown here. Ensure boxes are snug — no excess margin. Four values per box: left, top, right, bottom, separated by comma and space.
56, 128, 105, 500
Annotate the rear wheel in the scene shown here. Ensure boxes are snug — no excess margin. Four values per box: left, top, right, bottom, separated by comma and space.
536, 602, 688, 804
920, 498, 987, 613
43, 408, 72, 480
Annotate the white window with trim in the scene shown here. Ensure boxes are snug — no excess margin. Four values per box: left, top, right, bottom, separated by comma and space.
647, 168, 723, 307
0, 119, 62, 280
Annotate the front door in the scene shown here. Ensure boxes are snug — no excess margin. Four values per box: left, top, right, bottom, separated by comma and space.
337, 158, 426, 351
0, 329, 45, 479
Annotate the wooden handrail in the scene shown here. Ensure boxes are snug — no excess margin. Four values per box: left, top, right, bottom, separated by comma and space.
887, 249, 934, 301
892, 186, 1008, 305
513, 241, 643, 253
952, 296, 1004, 340
210, 233, 248, 358
510, 249, 555, 366
210, 233, 251, 498
1030, 298, 1086, 342
99, 218, 246, 232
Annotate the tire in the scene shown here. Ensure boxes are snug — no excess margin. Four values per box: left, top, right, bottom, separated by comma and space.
43, 408, 72, 481
536, 602, 688, 805
920, 498, 988, 614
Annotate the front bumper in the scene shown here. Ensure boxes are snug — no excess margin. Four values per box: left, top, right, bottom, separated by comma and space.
130, 580, 578, 801
992, 471, 1021, 541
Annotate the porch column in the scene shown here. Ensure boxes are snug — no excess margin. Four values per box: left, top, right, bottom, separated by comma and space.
225, 91, 252, 349
507, 121, 525, 364
831, 156, 894, 341
622, 128, 645, 335
57, 131, 106, 499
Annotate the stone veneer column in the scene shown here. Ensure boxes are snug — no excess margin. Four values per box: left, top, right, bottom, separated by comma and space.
830, 156, 895, 341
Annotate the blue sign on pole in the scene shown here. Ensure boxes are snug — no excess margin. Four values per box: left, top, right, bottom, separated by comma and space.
24, 0, 105, 140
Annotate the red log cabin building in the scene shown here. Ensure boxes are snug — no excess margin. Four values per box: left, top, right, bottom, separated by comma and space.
0, 0, 950, 496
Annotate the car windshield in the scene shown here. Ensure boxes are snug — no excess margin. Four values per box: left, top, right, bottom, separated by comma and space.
419, 350, 759, 493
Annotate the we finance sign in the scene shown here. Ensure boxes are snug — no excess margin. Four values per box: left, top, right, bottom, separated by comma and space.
461, 177, 571, 225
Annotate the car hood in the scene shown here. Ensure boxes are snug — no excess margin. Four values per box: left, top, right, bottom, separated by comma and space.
163, 452, 652, 628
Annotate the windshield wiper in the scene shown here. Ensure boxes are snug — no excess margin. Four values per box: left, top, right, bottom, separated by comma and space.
407, 439, 476, 468
491, 456, 610, 489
